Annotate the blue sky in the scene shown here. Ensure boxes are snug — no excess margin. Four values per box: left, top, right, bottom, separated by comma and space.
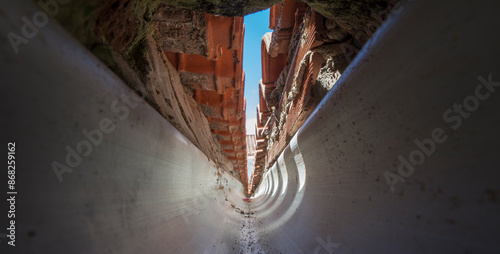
243, 9, 272, 135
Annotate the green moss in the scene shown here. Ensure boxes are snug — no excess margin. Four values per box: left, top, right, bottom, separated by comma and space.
51, 0, 101, 48
124, 0, 169, 78
125, 36, 149, 78
132, 0, 166, 22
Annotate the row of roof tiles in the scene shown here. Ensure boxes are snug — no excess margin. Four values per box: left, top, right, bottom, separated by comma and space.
161, 10, 248, 188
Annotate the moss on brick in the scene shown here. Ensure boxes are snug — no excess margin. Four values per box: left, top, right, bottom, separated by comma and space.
51, 0, 101, 48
